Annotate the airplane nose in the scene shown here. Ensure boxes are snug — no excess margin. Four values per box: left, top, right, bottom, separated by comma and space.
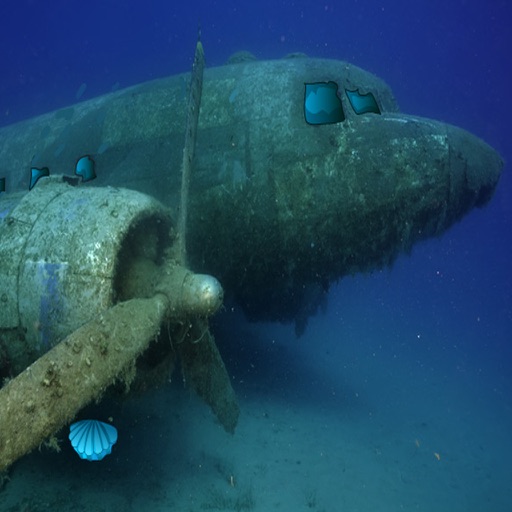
336, 114, 504, 240
445, 122, 503, 212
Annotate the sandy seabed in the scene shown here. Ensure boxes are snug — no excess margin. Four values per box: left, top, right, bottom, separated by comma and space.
1, 302, 511, 512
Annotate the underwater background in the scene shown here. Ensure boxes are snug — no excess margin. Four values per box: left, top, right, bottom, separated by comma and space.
1, 0, 511, 511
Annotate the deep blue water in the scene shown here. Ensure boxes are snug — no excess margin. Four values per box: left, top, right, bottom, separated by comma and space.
1, 0, 511, 510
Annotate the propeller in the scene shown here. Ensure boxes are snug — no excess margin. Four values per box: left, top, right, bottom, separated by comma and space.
0, 33, 239, 472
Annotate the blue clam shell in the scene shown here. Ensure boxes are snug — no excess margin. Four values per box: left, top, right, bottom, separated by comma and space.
69, 419, 118, 461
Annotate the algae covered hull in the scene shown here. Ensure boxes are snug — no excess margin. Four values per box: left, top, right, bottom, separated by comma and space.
0, 57, 503, 328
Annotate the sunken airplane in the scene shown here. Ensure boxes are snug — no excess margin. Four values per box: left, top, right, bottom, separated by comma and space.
0, 46, 503, 470
0, 54, 503, 331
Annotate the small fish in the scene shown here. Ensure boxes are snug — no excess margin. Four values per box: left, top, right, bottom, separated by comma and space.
75, 82, 87, 100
